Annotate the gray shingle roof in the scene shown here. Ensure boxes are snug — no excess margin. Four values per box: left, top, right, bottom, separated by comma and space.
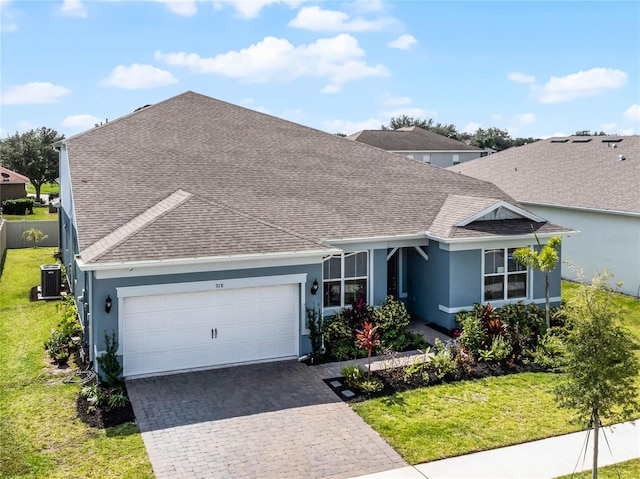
449, 136, 640, 214
65, 91, 566, 264
347, 126, 483, 152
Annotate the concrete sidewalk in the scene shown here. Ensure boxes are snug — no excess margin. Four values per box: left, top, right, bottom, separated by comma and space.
350, 420, 639, 479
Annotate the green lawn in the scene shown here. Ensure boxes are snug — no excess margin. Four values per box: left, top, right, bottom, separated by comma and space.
352, 280, 640, 465
0, 248, 153, 478
26, 182, 59, 195
555, 458, 640, 479
3, 206, 57, 221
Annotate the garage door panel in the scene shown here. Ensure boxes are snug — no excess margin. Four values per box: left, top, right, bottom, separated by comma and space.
122, 282, 299, 377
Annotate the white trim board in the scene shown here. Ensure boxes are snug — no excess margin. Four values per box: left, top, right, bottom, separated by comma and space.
439, 297, 562, 314
91, 252, 331, 279
116, 273, 307, 298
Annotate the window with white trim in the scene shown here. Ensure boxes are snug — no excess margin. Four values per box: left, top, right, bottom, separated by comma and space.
423, 154, 431, 164
483, 248, 527, 301
452, 154, 460, 165
323, 251, 368, 308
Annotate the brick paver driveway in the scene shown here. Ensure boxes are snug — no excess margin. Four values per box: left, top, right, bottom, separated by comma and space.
127, 361, 406, 479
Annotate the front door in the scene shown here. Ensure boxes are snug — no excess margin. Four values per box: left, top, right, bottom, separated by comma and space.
387, 248, 399, 299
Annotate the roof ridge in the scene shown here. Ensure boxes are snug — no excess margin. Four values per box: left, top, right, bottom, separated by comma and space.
80, 189, 193, 262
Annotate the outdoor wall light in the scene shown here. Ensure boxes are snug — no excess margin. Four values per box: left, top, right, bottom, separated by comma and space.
310, 279, 319, 295
105, 295, 112, 313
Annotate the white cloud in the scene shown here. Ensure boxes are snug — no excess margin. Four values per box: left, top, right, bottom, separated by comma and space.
1, 82, 70, 104
100, 64, 178, 89
155, 0, 198, 16
155, 34, 389, 89
463, 122, 483, 134
619, 128, 635, 135
322, 118, 382, 135
491, 113, 502, 121
601, 122, 617, 132
289, 6, 393, 32
60, 0, 87, 17
516, 113, 536, 124
224, 0, 299, 19
62, 114, 102, 131
1, 0, 17, 32
507, 72, 535, 84
321, 84, 342, 94
388, 34, 417, 50
538, 68, 627, 104
623, 104, 640, 122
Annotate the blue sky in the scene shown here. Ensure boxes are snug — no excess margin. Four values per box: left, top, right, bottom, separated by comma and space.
1, 0, 639, 139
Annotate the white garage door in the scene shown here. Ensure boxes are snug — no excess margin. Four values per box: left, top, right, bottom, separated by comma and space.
121, 283, 299, 377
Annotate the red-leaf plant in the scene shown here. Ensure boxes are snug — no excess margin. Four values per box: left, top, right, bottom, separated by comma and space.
355, 321, 381, 377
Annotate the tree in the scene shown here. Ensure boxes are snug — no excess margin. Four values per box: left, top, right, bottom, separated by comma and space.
555, 271, 639, 479
513, 236, 561, 328
22, 228, 48, 248
381, 115, 434, 131
0, 127, 64, 202
574, 130, 608, 136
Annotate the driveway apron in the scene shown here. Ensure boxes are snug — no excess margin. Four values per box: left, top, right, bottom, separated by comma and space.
127, 361, 406, 479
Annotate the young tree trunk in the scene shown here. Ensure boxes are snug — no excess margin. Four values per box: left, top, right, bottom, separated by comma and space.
592, 409, 599, 479
545, 273, 551, 329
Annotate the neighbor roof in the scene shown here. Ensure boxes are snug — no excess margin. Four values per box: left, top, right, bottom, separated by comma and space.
0, 166, 29, 183
347, 126, 483, 152
448, 136, 640, 214
62, 92, 566, 265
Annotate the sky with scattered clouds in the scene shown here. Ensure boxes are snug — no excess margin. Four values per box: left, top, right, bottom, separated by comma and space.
1, 0, 638, 139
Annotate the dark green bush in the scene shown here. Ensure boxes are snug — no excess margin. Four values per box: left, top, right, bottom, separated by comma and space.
2, 197, 35, 215
375, 295, 410, 337
97, 331, 123, 387
306, 306, 324, 362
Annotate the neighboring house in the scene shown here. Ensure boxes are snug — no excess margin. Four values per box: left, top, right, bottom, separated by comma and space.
347, 126, 486, 167
449, 136, 640, 297
0, 166, 29, 202
56, 91, 571, 379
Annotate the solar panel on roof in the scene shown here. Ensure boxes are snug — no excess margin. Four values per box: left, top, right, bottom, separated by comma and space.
572, 138, 592, 143
550, 139, 569, 143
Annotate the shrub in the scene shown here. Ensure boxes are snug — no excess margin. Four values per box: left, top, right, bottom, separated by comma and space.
322, 313, 354, 357
306, 306, 324, 362
322, 299, 376, 360
357, 377, 384, 393
97, 331, 123, 387
457, 311, 485, 356
342, 365, 365, 389
375, 296, 410, 338
488, 335, 512, 362
2, 197, 34, 215
532, 330, 566, 370
81, 384, 129, 412
431, 339, 457, 379
58, 296, 81, 338
44, 329, 71, 364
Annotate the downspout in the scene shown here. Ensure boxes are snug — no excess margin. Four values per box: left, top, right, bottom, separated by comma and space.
87, 270, 94, 364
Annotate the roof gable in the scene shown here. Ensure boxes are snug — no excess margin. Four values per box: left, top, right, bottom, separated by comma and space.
0, 166, 30, 184
347, 126, 482, 152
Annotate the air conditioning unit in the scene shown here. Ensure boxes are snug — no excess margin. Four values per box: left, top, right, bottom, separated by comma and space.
40, 264, 61, 299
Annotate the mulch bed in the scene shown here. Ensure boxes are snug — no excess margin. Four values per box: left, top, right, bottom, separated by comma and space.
76, 387, 136, 429
325, 360, 547, 403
